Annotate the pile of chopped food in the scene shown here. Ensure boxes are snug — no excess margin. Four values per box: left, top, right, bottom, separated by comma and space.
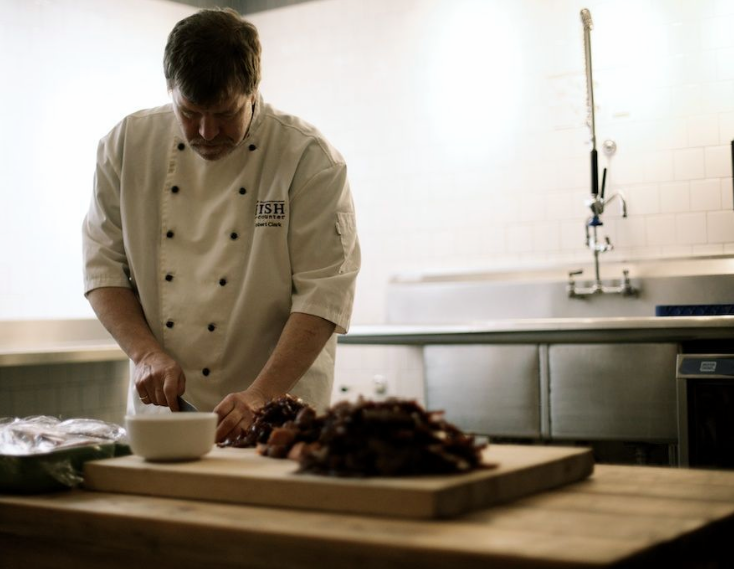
224, 395, 487, 477
293, 398, 486, 477
219, 395, 320, 457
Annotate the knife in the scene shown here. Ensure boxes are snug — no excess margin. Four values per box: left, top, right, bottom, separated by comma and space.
177, 396, 198, 412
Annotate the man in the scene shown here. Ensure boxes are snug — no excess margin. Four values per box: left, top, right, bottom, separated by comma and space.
82, 8, 360, 443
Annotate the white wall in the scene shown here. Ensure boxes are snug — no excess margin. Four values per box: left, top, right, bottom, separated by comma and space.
248, 0, 734, 324
0, 0, 195, 319
1, 0, 733, 324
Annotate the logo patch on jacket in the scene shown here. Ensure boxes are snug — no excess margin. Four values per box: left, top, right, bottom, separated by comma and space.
255, 201, 286, 228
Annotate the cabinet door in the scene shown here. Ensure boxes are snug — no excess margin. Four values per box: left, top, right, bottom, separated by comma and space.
549, 343, 678, 442
423, 345, 541, 438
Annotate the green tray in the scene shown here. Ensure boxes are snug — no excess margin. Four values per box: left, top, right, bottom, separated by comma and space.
0, 443, 131, 494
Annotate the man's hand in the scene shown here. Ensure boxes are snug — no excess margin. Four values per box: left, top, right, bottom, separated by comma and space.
214, 387, 268, 443
212, 312, 336, 442
134, 351, 186, 411
87, 287, 187, 410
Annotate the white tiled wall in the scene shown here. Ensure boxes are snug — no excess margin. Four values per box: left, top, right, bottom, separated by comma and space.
332, 345, 425, 405
0, 0, 195, 320
247, 0, 734, 325
2, 0, 734, 404
247, 0, 734, 401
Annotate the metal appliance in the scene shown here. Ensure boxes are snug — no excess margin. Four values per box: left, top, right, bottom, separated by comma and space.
677, 354, 734, 468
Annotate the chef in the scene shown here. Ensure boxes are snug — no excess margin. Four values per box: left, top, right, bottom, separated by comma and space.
82, 8, 360, 442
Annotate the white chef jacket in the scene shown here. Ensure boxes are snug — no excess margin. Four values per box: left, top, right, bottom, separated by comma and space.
82, 94, 360, 415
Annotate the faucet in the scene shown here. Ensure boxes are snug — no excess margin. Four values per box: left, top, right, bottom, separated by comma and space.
587, 189, 627, 219
568, 9, 639, 299
568, 267, 637, 298
568, 187, 638, 298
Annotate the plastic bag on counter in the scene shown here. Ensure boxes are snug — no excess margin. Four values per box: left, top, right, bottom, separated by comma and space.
0, 416, 131, 493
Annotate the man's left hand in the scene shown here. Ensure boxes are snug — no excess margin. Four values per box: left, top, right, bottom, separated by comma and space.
214, 388, 268, 443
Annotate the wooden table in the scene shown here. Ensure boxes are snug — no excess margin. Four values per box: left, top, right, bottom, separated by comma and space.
1, 463, 733, 569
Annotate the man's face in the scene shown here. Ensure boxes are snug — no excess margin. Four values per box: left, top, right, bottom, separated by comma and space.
171, 87, 255, 161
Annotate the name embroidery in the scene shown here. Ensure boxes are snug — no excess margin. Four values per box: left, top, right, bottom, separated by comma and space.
255, 200, 286, 228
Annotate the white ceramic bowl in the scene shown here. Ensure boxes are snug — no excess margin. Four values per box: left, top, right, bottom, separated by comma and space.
125, 413, 217, 462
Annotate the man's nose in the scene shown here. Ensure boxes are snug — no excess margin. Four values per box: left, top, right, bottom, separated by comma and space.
199, 115, 219, 141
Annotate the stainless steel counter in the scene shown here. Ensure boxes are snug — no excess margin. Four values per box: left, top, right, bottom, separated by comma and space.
339, 316, 734, 345
3, 316, 733, 366
0, 342, 125, 366
0, 319, 125, 367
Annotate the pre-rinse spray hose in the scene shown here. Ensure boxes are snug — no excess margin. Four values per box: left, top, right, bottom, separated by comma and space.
580, 8, 598, 196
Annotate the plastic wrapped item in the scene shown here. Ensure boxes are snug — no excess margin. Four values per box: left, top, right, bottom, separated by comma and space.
0, 416, 130, 493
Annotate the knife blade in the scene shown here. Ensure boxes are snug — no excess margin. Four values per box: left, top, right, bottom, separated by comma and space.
177, 396, 198, 412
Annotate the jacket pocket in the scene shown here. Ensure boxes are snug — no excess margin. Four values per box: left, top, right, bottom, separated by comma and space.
335, 212, 359, 274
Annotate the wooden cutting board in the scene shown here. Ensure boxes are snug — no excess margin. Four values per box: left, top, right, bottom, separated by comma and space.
84, 444, 593, 519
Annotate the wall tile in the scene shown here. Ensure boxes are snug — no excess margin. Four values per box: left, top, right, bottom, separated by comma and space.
13, 390, 37, 418
615, 217, 648, 248
532, 222, 561, 252
722, 178, 734, 209
506, 225, 534, 253
660, 181, 691, 212
717, 47, 734, 80
35, 386, 59, 416
720, 111, 734, 142
667, 21, 701, 56
643, 151, 674, 182
1, 362, 128, 423
560, 220, 584, 251
621, 157, 655, 190
670, 85, 702, 117
702, 80, 734, 112
693, 243, 725, 255
675, 212, 707, 244
0, 390, 14, 419
655, 119, 689, 150
688, 115, 721, 146
707, 210, 734, 241
6, 0, 734, 333
657, 0, 708, 23
57, 384, 82, 418
715, 0, 734, 17
673, 148, 706, 180
661, 244, 693, 257
691, 179, 723, 210
701, 15, 734, 49
646, 215, 677, 245
705, 145, 733, 177
627, 184, 660, 215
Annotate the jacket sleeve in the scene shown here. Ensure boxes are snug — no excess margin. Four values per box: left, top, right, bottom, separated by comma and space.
81, 122, 132, 295
288, 161, 361, 334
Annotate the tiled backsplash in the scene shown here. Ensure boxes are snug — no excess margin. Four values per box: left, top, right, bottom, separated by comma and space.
333, 345, 425, 405
0, 362, 129, 426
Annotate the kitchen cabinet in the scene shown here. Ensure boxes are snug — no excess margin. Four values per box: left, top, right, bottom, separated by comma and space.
421, 342, 679, 445
423, 344, 542, 438
339, 317, 734, 463
549, 343, 678, 441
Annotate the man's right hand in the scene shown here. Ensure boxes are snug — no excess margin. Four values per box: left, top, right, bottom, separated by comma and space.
133, 352, 187, 411
86, 287, 187, 412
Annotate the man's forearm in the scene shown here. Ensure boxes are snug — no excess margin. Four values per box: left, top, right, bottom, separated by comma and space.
86, 287, 163, 365
248, 311, 336, 401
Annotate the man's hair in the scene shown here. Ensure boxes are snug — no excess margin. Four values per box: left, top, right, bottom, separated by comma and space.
164, 8, 261, 105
